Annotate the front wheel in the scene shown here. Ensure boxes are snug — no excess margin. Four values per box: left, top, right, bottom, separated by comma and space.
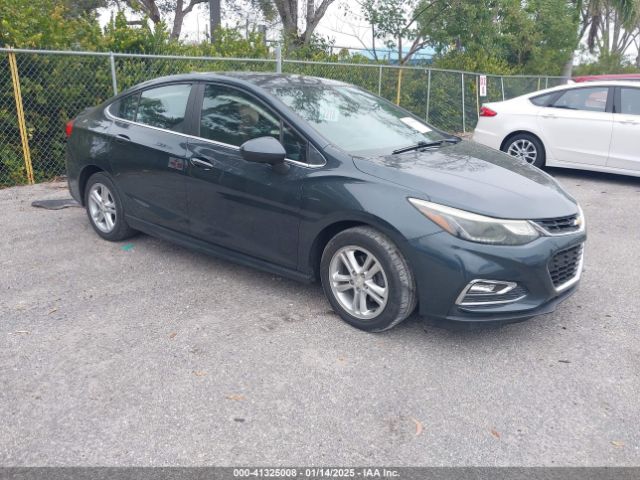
502, 133, 546, 168
320, 226, 417, 332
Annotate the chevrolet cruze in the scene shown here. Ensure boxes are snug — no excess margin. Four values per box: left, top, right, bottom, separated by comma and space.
66, 73, 586, 332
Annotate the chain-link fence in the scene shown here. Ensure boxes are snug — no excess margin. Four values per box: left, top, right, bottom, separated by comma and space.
0, 48, 564, 187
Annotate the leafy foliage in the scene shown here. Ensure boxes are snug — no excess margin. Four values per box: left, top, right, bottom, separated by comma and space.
0, 0, 102, 49
3, 0, 632, 187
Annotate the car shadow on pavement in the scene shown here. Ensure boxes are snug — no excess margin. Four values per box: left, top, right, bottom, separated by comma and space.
547, 167, 640, 187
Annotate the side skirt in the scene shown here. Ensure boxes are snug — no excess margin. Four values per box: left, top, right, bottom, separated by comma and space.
126, 215, 315, 284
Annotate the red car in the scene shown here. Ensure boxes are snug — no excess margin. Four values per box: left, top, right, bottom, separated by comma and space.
573, 73, 640, 82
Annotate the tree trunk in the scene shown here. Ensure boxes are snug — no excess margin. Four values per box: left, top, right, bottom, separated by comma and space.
171, 11, 184, 39
170, 0, 184, 39
140, 0, 162, 24
302, 0, 334, 44
274, 0, 299, 40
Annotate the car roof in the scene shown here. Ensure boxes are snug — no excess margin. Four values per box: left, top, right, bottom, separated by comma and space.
564, 80, 640, 87
113, 72, 348, 150
522, 80, 640, 98
573, 74, 640, 82
127, 72, 351, 92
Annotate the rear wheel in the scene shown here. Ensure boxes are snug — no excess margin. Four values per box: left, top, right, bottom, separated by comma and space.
502, 133, 545, 168
84, 172, 136, 241
320, 226, 417, 332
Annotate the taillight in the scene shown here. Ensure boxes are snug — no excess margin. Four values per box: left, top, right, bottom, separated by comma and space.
65, 120, 74, 138
479, 106, 497, 117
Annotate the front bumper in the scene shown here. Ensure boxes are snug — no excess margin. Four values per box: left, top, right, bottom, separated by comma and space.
405, 230, 586, 323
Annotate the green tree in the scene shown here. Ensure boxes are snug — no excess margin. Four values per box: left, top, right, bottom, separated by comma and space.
251, 0, 337, 49
0, 0, 101, 48
112, 0, 209, 39
361, 0, 449, 65
360, 0, 580, 75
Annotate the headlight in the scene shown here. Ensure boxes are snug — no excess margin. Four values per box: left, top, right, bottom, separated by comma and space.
408, 198, 540, 245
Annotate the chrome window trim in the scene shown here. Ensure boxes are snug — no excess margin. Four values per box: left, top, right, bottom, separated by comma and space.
104, 106, 326, 169
106, 101, 119, 119
553, 245, 584, 293
455, 279, 525, 307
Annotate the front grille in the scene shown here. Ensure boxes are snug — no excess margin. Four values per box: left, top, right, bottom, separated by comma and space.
549, 244, 583, 289
459, 285, 528, 307
534, 214, 581, 234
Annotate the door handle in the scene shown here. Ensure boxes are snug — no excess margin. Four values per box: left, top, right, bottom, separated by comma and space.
541, 114, 557, 119
618, 119, 638, 125
115, 134, 130, 144
191, 157, 214, 169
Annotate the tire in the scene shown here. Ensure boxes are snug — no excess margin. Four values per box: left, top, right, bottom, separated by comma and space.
320, 226, 417, 332
502, 133, 546, 168
84, 172, 136, 241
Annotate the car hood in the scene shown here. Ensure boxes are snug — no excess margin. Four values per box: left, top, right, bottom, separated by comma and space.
353, 141, 577, 219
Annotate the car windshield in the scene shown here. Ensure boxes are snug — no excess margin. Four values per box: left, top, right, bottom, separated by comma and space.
267, 83, 447, 155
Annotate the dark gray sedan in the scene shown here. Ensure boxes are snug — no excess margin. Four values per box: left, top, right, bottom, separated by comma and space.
65, 73, 586, 332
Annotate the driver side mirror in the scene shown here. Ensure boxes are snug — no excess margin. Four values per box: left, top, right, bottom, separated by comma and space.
240, 136, 286, 167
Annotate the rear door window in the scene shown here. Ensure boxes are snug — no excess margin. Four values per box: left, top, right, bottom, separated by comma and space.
551, 87, 609, 112
619, 88, 640, 115
136, 84, 192, 132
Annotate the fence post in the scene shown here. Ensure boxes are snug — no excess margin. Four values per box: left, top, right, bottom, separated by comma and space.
501, 76, 505, 101
395, 67, 403, 105
377, 65, 382, 96
275, 45, 282, 73
545, 76, 549, 89
461, 73, 466, 133
475, 74, 480, 119
425, 69, 431, 122
109, 52, 118, 95
7, 49, 35, 185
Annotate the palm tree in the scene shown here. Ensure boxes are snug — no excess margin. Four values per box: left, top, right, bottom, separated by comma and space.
585, 0, 639, 55
563, 0, 639, 78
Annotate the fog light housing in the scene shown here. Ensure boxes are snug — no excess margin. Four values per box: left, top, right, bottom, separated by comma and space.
456, 280, 527, 307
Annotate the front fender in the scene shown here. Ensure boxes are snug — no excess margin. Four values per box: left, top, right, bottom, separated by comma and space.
297, 174, 441, 277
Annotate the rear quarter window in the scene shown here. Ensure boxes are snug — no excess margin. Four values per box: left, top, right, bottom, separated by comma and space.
529, 92, 556, 106
110, 93, 139, 121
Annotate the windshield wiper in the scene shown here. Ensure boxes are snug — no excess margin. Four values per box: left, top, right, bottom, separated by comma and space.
392, 137, 460, 155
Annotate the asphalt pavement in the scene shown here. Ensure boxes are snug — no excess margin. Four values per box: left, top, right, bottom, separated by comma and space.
1, 169, 639, 466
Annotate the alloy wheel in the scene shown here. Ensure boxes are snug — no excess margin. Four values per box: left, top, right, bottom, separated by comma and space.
507, 139, 538, 164
87, 183, 117, 233
329, 246, 389, 320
